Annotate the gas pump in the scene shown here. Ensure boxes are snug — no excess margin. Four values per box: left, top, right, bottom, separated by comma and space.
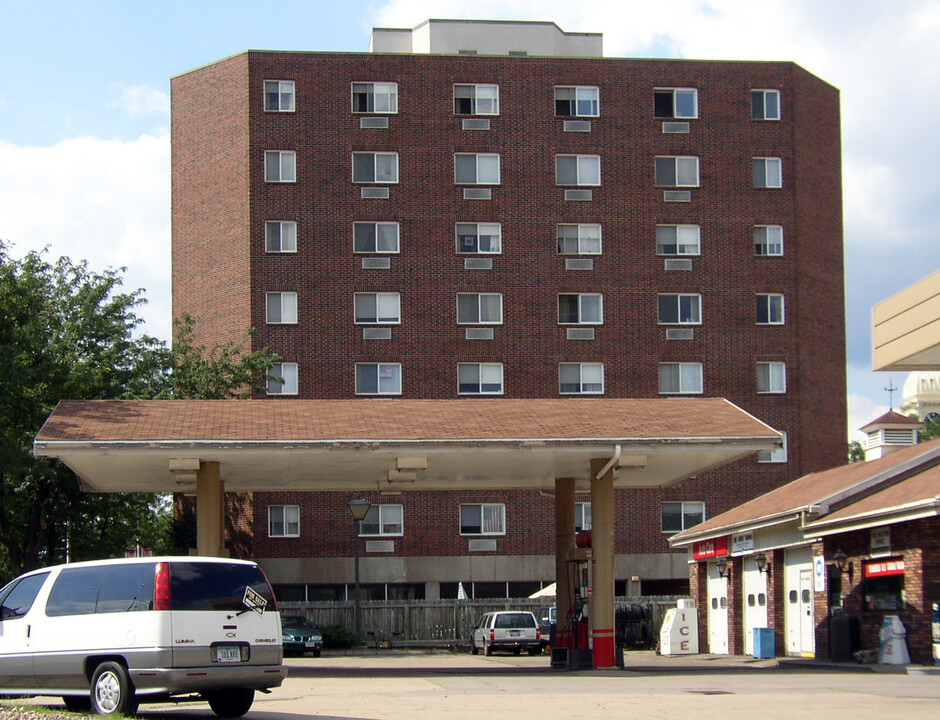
557, 530, 593, 668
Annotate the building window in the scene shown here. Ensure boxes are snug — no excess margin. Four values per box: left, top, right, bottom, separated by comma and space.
654, 88, 698, 119
557, 224, 602, 255
558, 294, 603, 325
457, 293, 503, 324
268, 505, 300, 537
655, 156, 699, 187
354, 222, 400, 253
661, 501, 705, 533
455, 153, 500, 185
752, 89, 780, 120
656, 225, 701, 255
354, 292, 401, 324
756, 294, 785, 324
264, 150, 296, 183
360, 504, 403, 536
352, 152, 399, 183
658, 362, 703, 394
657, 294, 702, 324
559, 362, 604, 394
758, 432, 788, 463
575, 502, 592, 532
754, 225, 783, 256
458, 363, 504, 395
355, 363, 402, 395
460, 503, 505, 535
554, 86, 599, 117
757, 361, 787, 393
267, 362, 299, 395
454, 84, 499, 115
753, 157, 782, 188
264, 80, 295, 112
863, 558, 906, 611
266, 292, 298, 324
351, 82, 398, 113
556, 155, 601, 186
265, 221, 297, 253
456, 223, 501, 254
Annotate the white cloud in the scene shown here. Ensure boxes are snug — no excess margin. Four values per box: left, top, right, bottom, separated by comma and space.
0, 133, 172, 342
848, 393, 887, 444
110, 85, 170, 117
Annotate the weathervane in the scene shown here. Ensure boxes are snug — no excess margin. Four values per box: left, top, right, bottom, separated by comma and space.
884, 379, 898, 410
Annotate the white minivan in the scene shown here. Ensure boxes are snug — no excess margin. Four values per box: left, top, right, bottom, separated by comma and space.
0, 556, 285, 716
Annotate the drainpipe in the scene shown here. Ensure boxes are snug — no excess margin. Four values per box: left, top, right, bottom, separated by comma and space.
594, 444, 622, 480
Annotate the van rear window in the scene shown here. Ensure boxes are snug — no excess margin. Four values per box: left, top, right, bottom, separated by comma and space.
169, 562, 273, 613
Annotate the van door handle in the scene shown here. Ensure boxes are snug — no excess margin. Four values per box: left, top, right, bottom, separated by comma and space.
27, 624, 31, 638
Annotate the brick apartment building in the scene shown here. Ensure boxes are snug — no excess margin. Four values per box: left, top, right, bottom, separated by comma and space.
170, 20, 846, 602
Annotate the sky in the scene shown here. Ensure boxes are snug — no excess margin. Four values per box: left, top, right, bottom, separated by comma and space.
2, 0, 938, 442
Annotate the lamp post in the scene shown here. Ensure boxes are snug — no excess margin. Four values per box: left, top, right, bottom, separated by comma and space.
347, 496, 372, 639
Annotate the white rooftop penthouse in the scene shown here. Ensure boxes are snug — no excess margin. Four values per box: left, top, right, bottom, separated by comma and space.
369, 19, 603, 57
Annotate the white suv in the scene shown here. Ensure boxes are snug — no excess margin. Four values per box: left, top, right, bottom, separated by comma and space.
0, 556, 285, 716
470, 611, 541, 656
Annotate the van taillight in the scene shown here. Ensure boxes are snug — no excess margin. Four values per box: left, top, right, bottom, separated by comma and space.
154, 562, 170, 610
489, 629, 495, 641
259, 565, 279, 613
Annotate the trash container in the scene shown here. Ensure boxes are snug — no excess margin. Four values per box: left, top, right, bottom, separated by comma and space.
878, 614, 911, 665
830, 613, 860, 663
753, 627, 774, 659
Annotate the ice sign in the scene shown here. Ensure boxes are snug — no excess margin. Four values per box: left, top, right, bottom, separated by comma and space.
242, 586, 268, 615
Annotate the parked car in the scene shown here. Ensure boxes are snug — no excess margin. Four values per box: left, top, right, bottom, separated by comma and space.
281, 615, 323, 657
0, 556, 285, 717
470, 610, 541, 656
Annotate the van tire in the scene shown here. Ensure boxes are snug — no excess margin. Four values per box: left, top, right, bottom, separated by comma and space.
470, 640, 479, 655
90, 661, 138, 716
63, 695, 92, 712
483, 640, 493, 656
205, 687, 255, 717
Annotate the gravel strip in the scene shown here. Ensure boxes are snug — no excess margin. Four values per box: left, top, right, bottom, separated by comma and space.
0, 705, 77, 720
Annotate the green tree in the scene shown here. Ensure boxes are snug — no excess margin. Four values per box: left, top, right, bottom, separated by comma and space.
848, 440, 866, 463
917, 414, 940, 442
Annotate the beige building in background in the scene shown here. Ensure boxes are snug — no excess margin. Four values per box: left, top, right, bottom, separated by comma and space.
872, 267, 940, 371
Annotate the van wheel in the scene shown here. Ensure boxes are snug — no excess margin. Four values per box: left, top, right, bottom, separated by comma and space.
63, 696, 92, 712
205, 688, 255, 717
483, 640, 493, 656
471, 640, 479, 655
90, 661, 138, 716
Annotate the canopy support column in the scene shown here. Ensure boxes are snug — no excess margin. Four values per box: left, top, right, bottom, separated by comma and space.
590, 457, 616, 668
196, 461, 227, 557
554, 477, 576, 649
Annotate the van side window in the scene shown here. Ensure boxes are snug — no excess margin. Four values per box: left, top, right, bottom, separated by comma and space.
0, 572, 49, 620
97, 563, 155, 613
46, 567, 103, 617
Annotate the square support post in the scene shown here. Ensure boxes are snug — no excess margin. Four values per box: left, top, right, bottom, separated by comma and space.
554, 477, 576, 648
590, 458, 616, 668
196, 461, 226, 557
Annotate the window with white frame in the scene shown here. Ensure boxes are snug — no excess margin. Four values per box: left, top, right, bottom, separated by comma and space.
757, 361, 787, 393
557, 224, 602, 255
457, 363, 504, 395
756, 294, 785, 324
751, 89, 780, 120
354, 222, 400, 253
753, 157, 782, 188
264, 80, 295, 112
454, 84, 499, 115
554, 86, 599, 117
266, 292, 298, 324
355, 363, 401, 395
655, 156, 699, 187
559, 362, 604, 394
264, 151, 296, 182
754, 225, 783, 256
454, 153, 500, 185
758, 432, 788, 463
352, 152, 399, 183
656, 225, 701, 255
575, 502, 592, 532
267, 362, 299, 395
457, 293, 503, 324
456, 223, 501, 254
268, 504, 300, 537
558, 294, 603, 325
351, 82, 398, 113
460, 503, 505, 535
661, 501, 705, 533
354, 292, 401, 324
265, 221, 297, 253
658, 362, 703, 394
657, 294, 701, 324
360, 504, 403, 536
654, 88, 698, 119
556, 155, 601, 186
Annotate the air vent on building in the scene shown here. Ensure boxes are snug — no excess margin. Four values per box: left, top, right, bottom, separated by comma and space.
563, 120, 592, 132
464, 257, 493, 270
463, 188, 492, 200
663, 190, 691, 203
362, 327, 392, 340
365, 540, 395, 553
469, 538, 498, 552
567, 328, 595, 340
508, 50, 528, 56
565, 189, 593, 201
360, 117, 389, 129
664, 258, 693, 271
465, 327, 494, 340
362, 257, 391, 269
361, 187, 390, 199
665, 328, 694, 340
462, 118, 491, 130
566, 258, 594, 270
662, 121, 690, 134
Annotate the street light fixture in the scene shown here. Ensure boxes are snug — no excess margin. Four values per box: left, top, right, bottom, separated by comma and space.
716, 556, 731, 579
347, 496, 372, 639
832, 550, 854, 582
755, 552, 771, 576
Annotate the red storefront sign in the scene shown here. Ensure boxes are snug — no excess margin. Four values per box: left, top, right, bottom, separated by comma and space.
692, 536, 728, 560
864, 559, 905, 578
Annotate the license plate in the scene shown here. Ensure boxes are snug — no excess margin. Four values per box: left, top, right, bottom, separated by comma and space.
304, 642, 318, 648
216, 646, 241, 662
510, 630, 520, 637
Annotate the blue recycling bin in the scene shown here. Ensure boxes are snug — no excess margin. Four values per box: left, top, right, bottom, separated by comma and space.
753, 627, 775, 659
